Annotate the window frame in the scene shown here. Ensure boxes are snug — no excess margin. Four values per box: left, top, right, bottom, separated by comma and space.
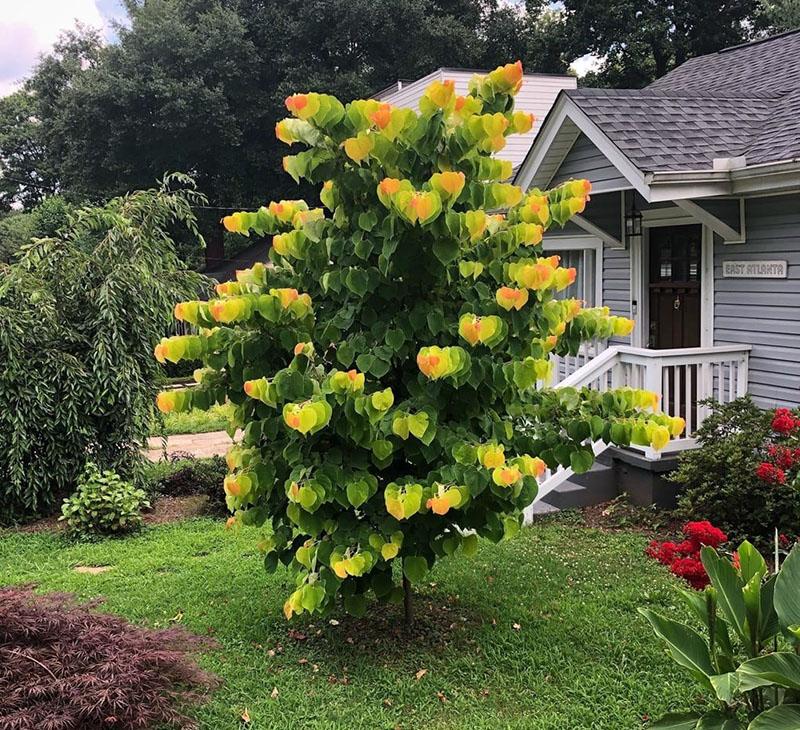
541, 234, 603, 308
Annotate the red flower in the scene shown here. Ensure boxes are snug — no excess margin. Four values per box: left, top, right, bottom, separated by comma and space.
683, 520, 727, 549
732, 551, 740, 571
670, 557, 709, 590
756, 462, 786, 484
646, 540, 678, 565
767, 446, 797, 470
771, 408, 797, 434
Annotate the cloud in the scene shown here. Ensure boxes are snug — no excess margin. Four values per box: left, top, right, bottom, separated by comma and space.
0, 0, 124, 97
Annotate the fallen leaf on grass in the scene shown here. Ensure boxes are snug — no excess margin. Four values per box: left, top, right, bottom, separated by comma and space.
241, 708, 251, 724
512, 622, 521, 631
271, 687, 279, 700
436, 691, 448, 703
415, 668, 428, 681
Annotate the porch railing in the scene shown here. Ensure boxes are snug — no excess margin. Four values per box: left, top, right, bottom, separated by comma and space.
524, 343, 751, 521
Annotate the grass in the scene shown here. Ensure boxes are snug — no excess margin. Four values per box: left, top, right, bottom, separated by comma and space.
0, 519, 704, 729
151, 403, 233, 437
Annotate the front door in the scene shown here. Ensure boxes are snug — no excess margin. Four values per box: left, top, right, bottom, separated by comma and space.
648, 225, 701, 349
648, 224, 702, 424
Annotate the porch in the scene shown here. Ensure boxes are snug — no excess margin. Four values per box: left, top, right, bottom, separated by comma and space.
524, 342, 751, 520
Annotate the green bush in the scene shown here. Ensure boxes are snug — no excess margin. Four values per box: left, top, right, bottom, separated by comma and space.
60, 463, 150, 538
0, 174, 208, 521
672, 397, 800, 547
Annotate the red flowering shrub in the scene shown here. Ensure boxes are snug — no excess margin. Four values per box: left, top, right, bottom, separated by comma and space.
646, 520, 728, 589
755, 407, 800, 495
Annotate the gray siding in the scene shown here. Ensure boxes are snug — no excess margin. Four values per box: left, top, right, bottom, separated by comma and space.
714, 194, 800, 408
551, 133, 629, 192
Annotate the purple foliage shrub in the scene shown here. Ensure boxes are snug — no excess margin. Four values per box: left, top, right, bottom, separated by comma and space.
0, 585, 219, 729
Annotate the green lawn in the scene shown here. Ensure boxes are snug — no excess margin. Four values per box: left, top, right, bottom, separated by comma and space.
151, 403, 233, 436
0, 519, 703, 729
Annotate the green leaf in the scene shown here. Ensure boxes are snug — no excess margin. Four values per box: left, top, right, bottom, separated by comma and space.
567, 419, 591, 442
696, 713, 745, 730
738, 541, 767, 584
357, 210, 377, 231
407, 412, 429, 439
371, 439, 394, 460
737, 653, 800, 692
432, 236, 459, 265
701, 547, 748, 645
345, 268, 369, 296
385, 328, 406, 351
775, 545, 800, 643
346, 480, 369, 508
355, 353, 375, 373
403, 556, 428, 584
710, 672, 741, 703
639, 608, 715, 689
747, 705, 800, 730
569, 447, 594, 474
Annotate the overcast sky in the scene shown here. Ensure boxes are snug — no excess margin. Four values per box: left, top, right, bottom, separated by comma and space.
0, 0, 126, 97
0, 0, 597, 98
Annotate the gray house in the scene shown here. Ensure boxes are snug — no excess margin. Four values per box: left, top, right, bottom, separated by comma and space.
512, 30, 800, 513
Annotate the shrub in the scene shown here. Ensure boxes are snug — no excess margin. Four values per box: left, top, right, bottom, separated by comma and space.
645, 520, 728, 589
150, 455, 228, 511
672, 397, 800, 548
0, 585, 217, 730
0, 174, 208, 521
156, 63, 685, 621
640, 542, 800, 728
60, 463, 150, 538
754, 408, 800, 495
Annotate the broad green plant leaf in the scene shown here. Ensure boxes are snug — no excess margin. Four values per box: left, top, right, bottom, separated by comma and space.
701, 547, 749, 647
737, 653, 800, 692
639, 608, 715, 689
775, 545, 800, 644
747, 705, 800, 730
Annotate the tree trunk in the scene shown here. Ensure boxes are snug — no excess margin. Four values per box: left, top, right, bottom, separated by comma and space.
403, 575, 413, 629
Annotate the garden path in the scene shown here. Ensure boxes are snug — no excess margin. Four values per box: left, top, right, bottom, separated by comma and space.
145, 430, 242, 461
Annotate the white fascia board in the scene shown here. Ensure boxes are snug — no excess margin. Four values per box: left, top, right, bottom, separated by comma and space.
514, 95, 573, 190
571, 214, 624, 249
514, 96, 648, 198
674, 199, 744, 243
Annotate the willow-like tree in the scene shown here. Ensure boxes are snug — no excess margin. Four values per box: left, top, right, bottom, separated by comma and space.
155, 62, 684, 621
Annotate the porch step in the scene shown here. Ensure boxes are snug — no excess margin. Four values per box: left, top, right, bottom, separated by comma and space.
541, 462, 618, 510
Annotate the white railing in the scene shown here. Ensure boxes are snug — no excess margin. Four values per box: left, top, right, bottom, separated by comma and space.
524, 344, 751, 521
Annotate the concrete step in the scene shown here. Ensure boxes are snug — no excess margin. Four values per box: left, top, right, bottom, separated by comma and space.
527, 500, 561, 516
541, 463, 619, 510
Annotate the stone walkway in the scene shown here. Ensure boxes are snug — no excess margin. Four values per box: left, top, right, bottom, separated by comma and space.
145, 430, 241, 461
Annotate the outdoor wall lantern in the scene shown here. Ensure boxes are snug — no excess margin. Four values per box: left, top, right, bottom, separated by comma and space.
625, 203, 643, 242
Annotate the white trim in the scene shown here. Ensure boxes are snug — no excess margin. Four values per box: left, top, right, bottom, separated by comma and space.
642, 206, 696, 228
675, 199, 745, 243
634, 222, 711, 348
515, 95, 651, 198
542, 234, 603, 306
571, 213, 623, 248
700, 225, 714, 347
722, 199, 747, 245
630, 233, 645, 348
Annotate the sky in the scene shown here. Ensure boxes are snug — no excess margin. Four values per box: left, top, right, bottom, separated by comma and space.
0, 0, 598, 98
0, 0, 127, 96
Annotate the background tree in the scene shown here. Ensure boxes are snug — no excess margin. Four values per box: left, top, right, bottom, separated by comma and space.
0, 0, 570, 269
155, 65, 684, 622
760, 0, 800, 30
562, 0, 767, 87
0, 174, 207, 521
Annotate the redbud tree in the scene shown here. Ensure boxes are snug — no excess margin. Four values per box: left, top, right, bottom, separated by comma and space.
155, 62, 684, 621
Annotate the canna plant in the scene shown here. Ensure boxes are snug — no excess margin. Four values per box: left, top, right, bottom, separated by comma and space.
640, 542, 800, 729
155, 62, 685, 621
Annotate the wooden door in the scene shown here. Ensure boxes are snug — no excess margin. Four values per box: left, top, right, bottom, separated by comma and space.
648, 225, 702, 424
648, 225, 701, 349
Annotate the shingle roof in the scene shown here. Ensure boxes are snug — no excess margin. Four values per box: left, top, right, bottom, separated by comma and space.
567, 29, 800, 172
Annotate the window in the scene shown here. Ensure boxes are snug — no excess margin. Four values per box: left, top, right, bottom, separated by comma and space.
542, 237, 602, 307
